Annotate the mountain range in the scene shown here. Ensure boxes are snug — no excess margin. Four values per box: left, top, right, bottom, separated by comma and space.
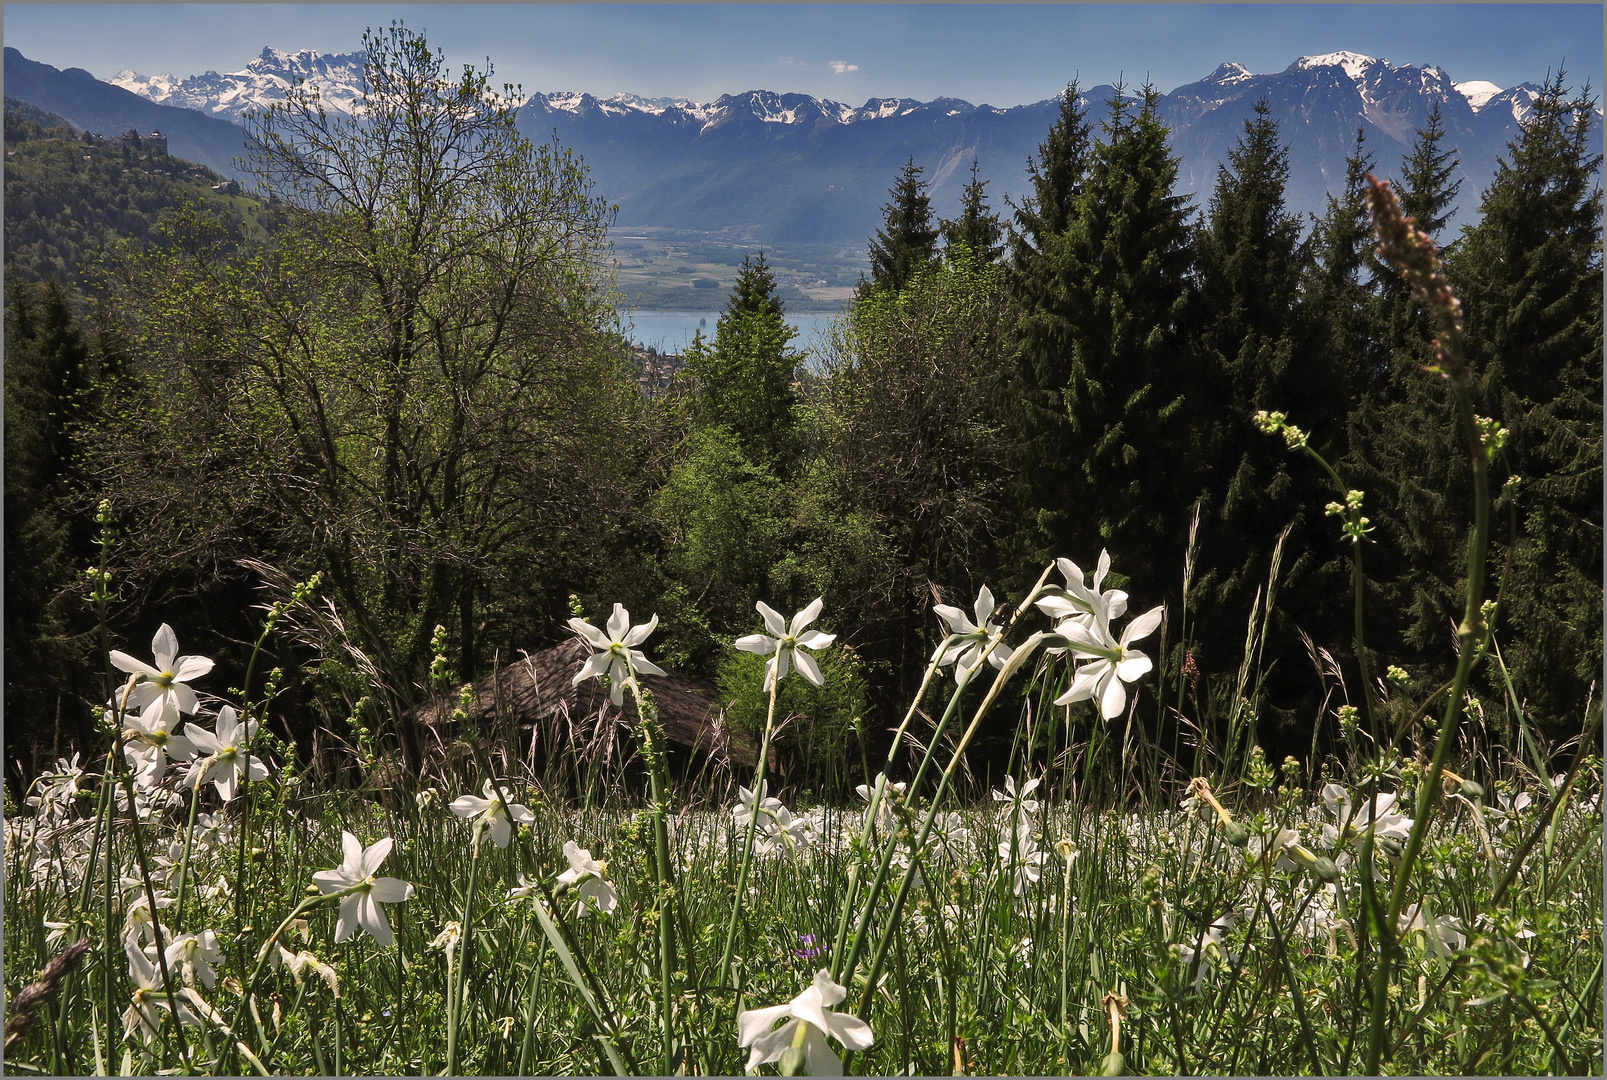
9, 45, 1599, 245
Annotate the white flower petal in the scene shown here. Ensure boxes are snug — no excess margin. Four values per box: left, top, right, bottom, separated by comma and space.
368, 876, 413, 903
605, 604, 630, 644
622, 612, 659, 647
794, 650, 825, 687
790, 596, 825, 634
757, 601, 788, 638
735, 634, 779, 655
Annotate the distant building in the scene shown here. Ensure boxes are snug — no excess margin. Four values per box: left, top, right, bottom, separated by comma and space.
80, 128, 169, 153
211, 179, 241, 196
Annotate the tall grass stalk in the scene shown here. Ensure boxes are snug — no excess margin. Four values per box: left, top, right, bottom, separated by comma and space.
715, 673, 781, 1000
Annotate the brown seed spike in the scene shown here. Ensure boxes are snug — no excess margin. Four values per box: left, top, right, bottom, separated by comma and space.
1364, 174, 1468, 380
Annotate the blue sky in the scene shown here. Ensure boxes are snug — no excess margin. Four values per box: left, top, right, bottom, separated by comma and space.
6, 4, 1601, 107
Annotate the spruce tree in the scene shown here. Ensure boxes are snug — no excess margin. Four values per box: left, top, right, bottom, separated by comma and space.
1452, 71, 1602, 726
1005, 82, 1092, 573
1307, 128, 1390, 405
683, 251, 801, 471
941, 158, 1002, 263
1382, 100, 1466, 375
4, 275, 99, 772
866, 158, 940, 293
1398, 99, 1464, 239
1052, 85, 1200, 587
1348, 72, 1602, 734
1010, 80, 1091, 257
1190, 100, 1328, 686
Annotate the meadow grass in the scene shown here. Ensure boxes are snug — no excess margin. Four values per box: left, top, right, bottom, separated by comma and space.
5, 663, 1601, 1076
4, 176, 1602, 1077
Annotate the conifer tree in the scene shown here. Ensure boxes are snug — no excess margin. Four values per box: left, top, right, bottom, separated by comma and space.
683, 250, 801, 470
1398, 99, 1464, 239
1005, 82, 1092, 572
1382, 100, 1466, 373
1010, 80, 1091, 258
1451, 72, 1603, 725
866, 158, 940, 293
1190, 101, 1326, 678
941, 159, 1002, 263
1306, 128, 1390, 405
4, 275, 99, 772
1348, 72, 1602, 732
1050, 85, 1200, 585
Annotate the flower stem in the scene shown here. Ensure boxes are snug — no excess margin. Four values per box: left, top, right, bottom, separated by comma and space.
715, 672, 780, 998
446, 821, 482, 1076
625, 669, 678, 1075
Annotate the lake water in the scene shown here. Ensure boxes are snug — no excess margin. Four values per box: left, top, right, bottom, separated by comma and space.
621, 309, 846, 356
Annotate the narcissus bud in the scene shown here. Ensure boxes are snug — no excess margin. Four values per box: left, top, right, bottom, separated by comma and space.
1100, 1050, 1127, 1075
1312, 857, 1340, 883
1220, 822, 1250, 847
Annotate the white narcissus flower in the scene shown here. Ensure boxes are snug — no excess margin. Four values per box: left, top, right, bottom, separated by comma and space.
124, 942, 200, 1043
1319, 783, 1415, 847
311, 832, 415, 946
1174, 913, 1236, 989
555, 840, 618, 917
738, 967, 875, 1075
1398, 902, 1467, 958
734, 597, 836, 690
568, 603, 667, 706
122, 698, 196, 789
164, 929, 223, 989
449, 779, 536, 848
110, 624, 214, 716
1036, 551, 1129, 643
991, 775, 1041, 816
933, 585, 1013, 683
734, 780, 784, 830
184, 706, 270, 803
1053, 603, 1164, 720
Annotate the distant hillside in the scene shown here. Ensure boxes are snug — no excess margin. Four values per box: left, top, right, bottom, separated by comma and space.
3, 47, 253, 181
4, 98, 275, 286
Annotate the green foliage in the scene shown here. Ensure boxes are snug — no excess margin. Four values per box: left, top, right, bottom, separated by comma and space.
682, 251, 801, 470
3, 274, 104, 775
1188, 100, 1331, 688
1345, 72, 1602, 735
814, 253, 1016, 701
717, 644, 869, 795
650, 425, 789, 668
79, 25, 630, 763
1041, 85, 1202, 581
940, 158, 1003, 264
3, 99, 267, 286
866, 158, 940, 293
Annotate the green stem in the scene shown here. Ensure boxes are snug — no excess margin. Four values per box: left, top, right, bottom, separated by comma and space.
1367, 374, 1492, 1075
108, 675, 191, 1069
827, 642, 950, 976
446, 821, 483, 1076
715, 674, 780, 997
624, 670, 678, 1075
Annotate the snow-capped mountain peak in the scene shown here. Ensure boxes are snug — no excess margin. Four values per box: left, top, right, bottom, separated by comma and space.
1294, 51, 1381, 82
109, 46, 367, 120
1455, 80, 1505, 111
1206, 62, 1255, 85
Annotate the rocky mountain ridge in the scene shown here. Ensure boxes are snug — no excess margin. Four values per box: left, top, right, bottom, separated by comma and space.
16, 46, 1599, 244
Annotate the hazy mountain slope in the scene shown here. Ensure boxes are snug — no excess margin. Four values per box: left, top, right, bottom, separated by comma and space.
3, 47, 252, 180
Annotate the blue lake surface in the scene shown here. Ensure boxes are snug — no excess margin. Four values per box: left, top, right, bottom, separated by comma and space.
622, 309, 846, 356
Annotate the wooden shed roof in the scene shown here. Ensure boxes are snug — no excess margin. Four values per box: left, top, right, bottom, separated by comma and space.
418, 637, 758, 769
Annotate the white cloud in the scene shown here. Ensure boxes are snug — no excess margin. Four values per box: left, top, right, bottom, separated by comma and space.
827, 60, 859, 75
